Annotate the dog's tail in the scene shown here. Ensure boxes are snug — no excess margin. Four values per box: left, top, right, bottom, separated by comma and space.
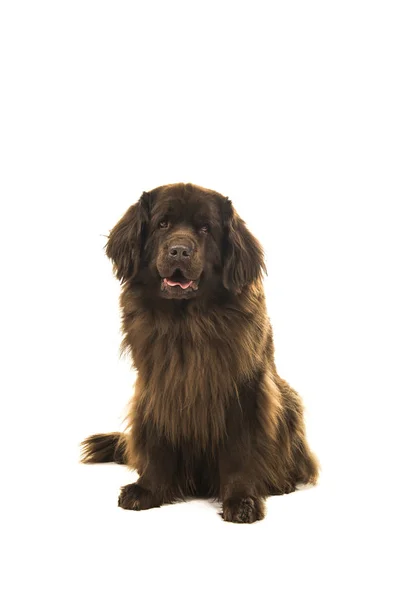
80, 432, 128, 465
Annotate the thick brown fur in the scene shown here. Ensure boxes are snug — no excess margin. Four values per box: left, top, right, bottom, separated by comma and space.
81, 183, 319, 523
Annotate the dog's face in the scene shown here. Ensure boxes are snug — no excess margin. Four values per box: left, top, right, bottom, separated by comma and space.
106, 183, 265, 300
149, 184, 226, 299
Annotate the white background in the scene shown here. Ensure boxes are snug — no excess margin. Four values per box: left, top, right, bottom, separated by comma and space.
1, 1, 399, 598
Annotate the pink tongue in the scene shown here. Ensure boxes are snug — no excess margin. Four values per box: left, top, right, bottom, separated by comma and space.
165, 278, 193, 290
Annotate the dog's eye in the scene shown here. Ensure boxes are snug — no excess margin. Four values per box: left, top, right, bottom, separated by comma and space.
159, 220, 169, 229
199, 225, 210, 234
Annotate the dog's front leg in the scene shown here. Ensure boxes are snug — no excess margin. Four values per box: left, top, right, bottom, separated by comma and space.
218, 393, 266, 524
219, 449, 266, 523
118, 427, 180, 511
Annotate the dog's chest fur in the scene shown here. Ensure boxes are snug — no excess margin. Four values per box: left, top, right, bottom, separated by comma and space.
121, 286, 268, 447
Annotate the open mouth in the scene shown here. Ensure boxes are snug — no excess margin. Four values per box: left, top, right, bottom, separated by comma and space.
161, 269, 199, 291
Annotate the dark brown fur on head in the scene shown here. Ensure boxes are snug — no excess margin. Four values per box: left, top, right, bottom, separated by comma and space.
81, 182, 319, 523
106, 182, 266, 299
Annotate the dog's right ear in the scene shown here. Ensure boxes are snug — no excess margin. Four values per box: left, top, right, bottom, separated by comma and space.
106, 191, 152, 283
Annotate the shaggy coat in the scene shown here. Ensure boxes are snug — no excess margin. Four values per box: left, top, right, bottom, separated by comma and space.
81, 183, 319, 523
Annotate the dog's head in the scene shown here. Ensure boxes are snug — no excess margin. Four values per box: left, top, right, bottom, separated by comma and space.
106, 183, 265, 300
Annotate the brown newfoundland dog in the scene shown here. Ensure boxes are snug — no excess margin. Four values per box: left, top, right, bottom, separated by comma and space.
81, 183, 319, 523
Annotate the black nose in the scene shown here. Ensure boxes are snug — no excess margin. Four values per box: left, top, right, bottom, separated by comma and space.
169, 244, 193, 260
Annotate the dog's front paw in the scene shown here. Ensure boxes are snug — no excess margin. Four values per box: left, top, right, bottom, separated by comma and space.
118, 483, 160, 511
222, 496, 265, 524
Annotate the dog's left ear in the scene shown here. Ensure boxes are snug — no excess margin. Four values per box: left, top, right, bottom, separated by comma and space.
222, 199, 266, 294
106, 191, 152, 283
